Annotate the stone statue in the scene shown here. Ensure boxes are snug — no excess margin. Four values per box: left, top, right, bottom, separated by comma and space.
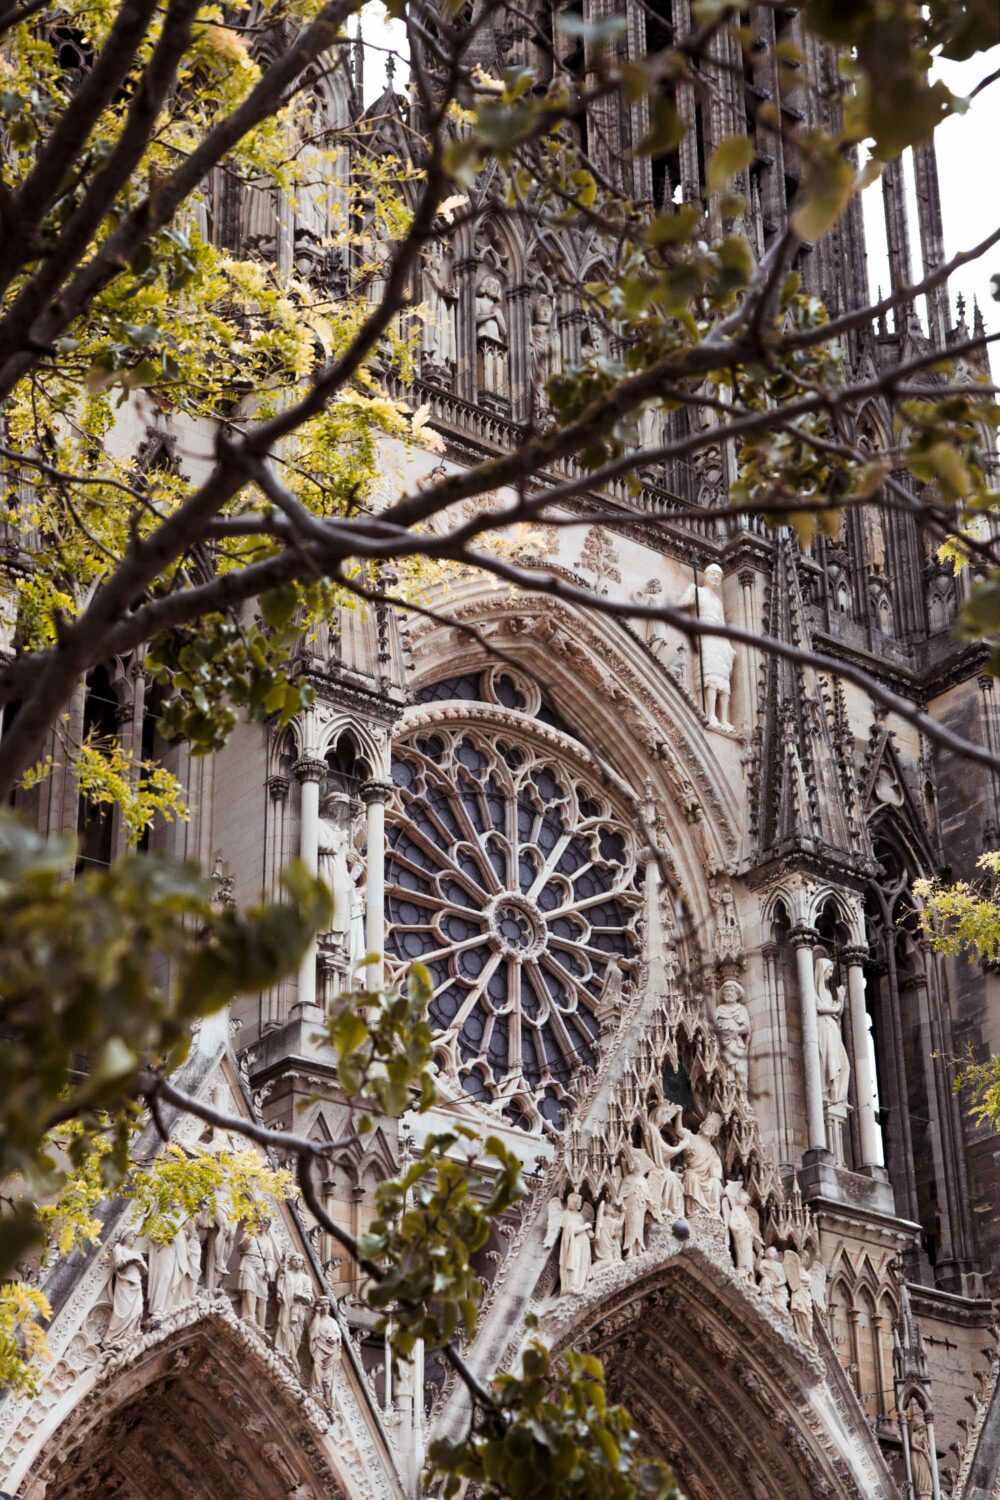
422, 242, 456, 377
756, 1246, 790, 1315
597, 955, 625, 1025
239, 1217, 277, 1330
544, 1191, 593, 1294
714, 979, 751, 1088
104, 1233, 146, 1346
619, 1154, 652, 1257
592, 1197, 625, 1268
721, 1179, 759, 1283
909, 1409, 935, 1500
657, 1111, 725, 1218
309, 1296, 342, 1407
276, 1251, 314, 1363
814, 950, 851, 1105
530, 292, 560, 407
678, 563, 736, 729
645, 1101, 686, 1221
196, 1196, 236, 1295
783, 1249, 815, 1346
805, 1243, 828, 1311
476, 273, 508, 396
147, 1204, 199, 1318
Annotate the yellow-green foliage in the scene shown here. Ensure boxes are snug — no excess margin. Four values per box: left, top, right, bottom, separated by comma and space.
126, 1143, 294, 1243
21, 737, 189, 847
0, 1283, 52, 1398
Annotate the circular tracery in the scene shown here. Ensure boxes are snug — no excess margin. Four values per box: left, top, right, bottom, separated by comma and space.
386, 672, 641, 1130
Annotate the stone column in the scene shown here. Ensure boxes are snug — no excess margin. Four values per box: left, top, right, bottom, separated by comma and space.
360, 779, 392, 992
294, 756, 327, 1015
843, 945, 883, 1169
791, 926, 827, 1152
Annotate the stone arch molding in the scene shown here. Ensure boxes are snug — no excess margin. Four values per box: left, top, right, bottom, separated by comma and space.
545, 1233, 895, 1500
403, 583, 744, 925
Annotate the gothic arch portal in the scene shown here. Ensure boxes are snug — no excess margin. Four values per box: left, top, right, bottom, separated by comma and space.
545, 1243, 895, 1500
16, 1311, 388, 1500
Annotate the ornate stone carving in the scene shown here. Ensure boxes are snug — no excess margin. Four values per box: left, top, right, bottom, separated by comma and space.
147, 1207, 200, 1318
679, 563, 736, 730
714, 979, 751, 1087
544, 1191, 594, 1295
276, 1252, 314, 1364
756, 1247, 790, 1316
308, 1297, 342, 1407
721, 1180, 760, 1283
103, 1234, 146, 1348
814, 948, 851, 1105
238, 1219, 278, 1330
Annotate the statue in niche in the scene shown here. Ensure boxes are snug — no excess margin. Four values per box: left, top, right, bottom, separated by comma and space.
309, 1296, 342, 1406
544, 1191, 593, 1294
619, 1151, 653, 1257
713, 979, 751, 1088
783, 1249, 815, 1347
476, 272, 508, 397
908, 1407, 935, 1500
147, 1204, 200, 1318
421, 241, 456, 380
318, 794, 352, 944
721, 1180, 759, 1283
238, 1216, 278, 1330
529, 292, 561, 409
644, 1102, 686, 1221
276, 1251, 314, 1363
656, 1111, 725, 1218
756, 1245, 789, 1315
103, 1233, 146, 1346
814, 949, 851, 1105
197, 1196, 236, 1294
678, 563, 736, 730
596, 954, 625, 1026
591, 1198, 625, 1268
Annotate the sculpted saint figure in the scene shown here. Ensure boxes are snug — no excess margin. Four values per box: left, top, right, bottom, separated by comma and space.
592, 1198, 625, 1268
476, 274, 508, 395
814, 950, 851, 1105
276, 1251, 314, 1363
721, 1180, 759, 1282
714, 980, 751, 1088
645, 1103, 686, 1220
544, 1191, 593, 1295
657, 1111, 725, 1217
678, 563, 736, 729
909, 1411, 935, 1500
147, 1204, 198, 1318
619, 1155, 652, 1257
239, 1217, 278, 1330
104, 1233, 146, 1346
309, 1296, 342, 1407
756, 1246, 790, 1315
197, 1195, 236, 1294
422, 241, 456, 375
783, 1249, 815, 1346
530, 293, 561, 407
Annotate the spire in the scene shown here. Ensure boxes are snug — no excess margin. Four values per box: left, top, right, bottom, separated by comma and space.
974, 296, 986, 339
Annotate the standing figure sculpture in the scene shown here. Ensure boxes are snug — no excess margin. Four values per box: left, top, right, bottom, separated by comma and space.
657, 1111, 725, 1218
592, 1198, 625, 1268
678, 563, 736, 729
714, 980, 752, 1088
197, 1195, 236, 1295
476, 274, 508, 397
422, 242, 457, 379
239, 1217, 277, 1331
276, 1251, 314, 1363
309, 1297, 342, 1407
104, 1233, 146, 1347
619, 1152, 653, 1257
756, 1246, 790, 1315
814, 949, 851, 1105
544, 1191, 593, 1295
721, 1180, 759, 1283
908, 1410, 936, 1500
147, 1204, 197, 1319
530, 292, 561, 410
644, 1105, 686, 1221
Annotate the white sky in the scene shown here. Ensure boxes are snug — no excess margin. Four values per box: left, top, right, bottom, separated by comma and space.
360, 13, 999, 341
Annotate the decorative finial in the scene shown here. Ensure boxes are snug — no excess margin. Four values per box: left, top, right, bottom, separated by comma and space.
386, 53, 396, 88
973, 296, 986, 338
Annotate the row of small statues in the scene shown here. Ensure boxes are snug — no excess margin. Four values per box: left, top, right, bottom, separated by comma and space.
103, 1205, 342, 1406
544, 1106, 823, 1348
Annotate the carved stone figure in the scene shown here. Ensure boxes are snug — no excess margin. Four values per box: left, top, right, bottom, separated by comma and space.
196, 1196, 236, 1295
657, 1111, 725, 1218
909, 1410, 935, 1500
714, 979, 751, 1087
422, 242, 456, 378
815, 950, 851, 1105
544, 1191, 593, 1294
476, 273, 508, 396
721, 1180, 759, 1282
103, 1234, 146, 1346
619, 1157, 652, 1257
756, 1246, 790, 1315
678, 563, 736, 729
238, 1218, 277, 1330
529, 292, 560, 407
309, 1296, 342, 1406
783, 1249, 815, 1346
645, 1101, 686, 1221
276, 1251, 314, 1363
592, 1198, 625, 1268
147, 1205, 199, 1318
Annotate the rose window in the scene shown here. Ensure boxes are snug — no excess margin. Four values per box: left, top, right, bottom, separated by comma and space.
386, 669, 642, 1130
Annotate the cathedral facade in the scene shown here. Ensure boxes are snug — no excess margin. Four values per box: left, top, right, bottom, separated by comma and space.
1, 4, 999, 1499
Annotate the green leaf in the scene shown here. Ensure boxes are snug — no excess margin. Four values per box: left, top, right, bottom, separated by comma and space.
707, 135, 754, 193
